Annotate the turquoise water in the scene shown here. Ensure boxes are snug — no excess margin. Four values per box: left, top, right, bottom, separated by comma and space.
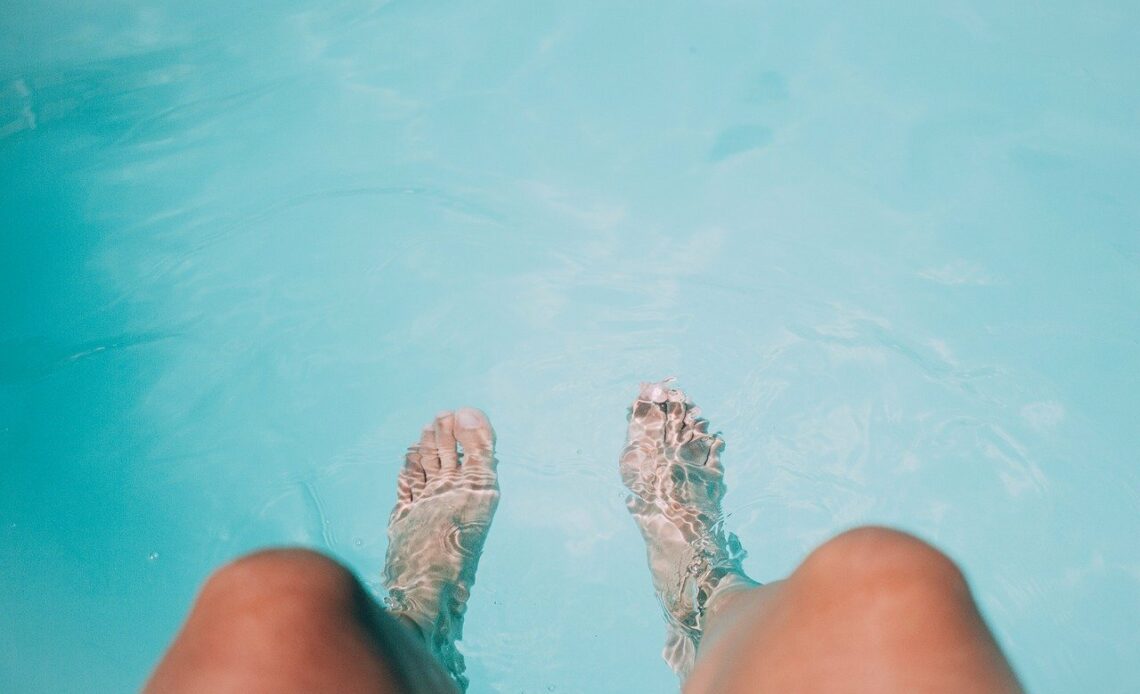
3, 2, 1139, 692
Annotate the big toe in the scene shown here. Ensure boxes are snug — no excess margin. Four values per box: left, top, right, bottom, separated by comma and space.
454, 407, 496, 472
627, 378, 673, 444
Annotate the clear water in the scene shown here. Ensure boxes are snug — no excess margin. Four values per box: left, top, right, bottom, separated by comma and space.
2, 2, 1138, 692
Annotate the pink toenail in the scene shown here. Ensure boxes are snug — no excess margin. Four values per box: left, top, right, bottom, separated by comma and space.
457, 410, 481, 428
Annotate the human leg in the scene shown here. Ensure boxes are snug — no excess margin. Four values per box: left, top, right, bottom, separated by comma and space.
143, 548, 455, 694
686, 527, 1024, 693
146, 408, 499, 694
382, 408, 500, 691
619, 380, 1022, 693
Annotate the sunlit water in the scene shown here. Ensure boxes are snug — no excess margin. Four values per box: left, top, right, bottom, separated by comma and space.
2, 2, 1139, 692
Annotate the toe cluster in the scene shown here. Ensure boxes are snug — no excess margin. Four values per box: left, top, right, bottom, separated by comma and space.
626, 378, 724, 469
398, 407, 497, 504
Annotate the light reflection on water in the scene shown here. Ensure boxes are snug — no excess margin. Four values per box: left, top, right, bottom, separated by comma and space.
3, 2, 1139, 692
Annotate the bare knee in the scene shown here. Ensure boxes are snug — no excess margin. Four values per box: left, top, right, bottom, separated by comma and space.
793, 526, 970, 607
149, 550, 412, 693
687, 528, 1021, 693
197, 548, 367, 623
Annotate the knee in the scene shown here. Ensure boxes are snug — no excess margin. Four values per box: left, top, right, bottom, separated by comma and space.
198, 548, 367, 620
794, 526, 970, 606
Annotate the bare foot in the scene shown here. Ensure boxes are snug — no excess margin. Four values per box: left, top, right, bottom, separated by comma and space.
620, 379, 757, 679
383, 408, 499, 692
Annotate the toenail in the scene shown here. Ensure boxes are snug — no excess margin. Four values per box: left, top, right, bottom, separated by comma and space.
456, 409, 482, 428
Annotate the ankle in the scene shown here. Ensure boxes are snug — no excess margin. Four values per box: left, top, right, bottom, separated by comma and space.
701, 574, 764, 636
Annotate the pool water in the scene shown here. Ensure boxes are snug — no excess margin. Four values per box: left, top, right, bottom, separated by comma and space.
2, 2, 1138, 692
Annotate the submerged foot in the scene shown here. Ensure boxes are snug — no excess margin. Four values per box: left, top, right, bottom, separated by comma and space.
383, 408, 499, 692
620, 379, 755, 680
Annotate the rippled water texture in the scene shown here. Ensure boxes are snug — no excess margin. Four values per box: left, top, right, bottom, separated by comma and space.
2, 2, 1139, 692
